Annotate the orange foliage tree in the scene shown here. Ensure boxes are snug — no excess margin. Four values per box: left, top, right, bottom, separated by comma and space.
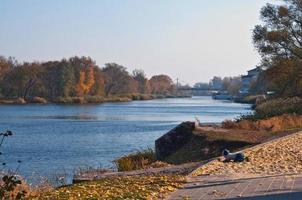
76, 66, 95, 96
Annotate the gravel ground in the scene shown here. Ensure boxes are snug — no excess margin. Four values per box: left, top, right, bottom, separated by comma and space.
193, 131, 302, 176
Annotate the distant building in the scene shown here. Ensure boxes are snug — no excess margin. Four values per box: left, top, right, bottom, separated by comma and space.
210, 76, 224, 91
240, 67, 263, 94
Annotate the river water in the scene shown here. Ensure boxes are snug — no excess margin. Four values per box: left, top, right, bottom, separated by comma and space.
0, 96, 251, 182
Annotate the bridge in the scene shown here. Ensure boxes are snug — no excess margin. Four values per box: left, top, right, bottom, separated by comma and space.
176, 87, 218, 96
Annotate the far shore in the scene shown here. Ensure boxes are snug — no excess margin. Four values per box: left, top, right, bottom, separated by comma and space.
0, 94, 192, 105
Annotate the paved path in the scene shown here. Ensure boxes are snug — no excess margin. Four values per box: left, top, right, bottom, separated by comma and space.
168, 173, 302, 199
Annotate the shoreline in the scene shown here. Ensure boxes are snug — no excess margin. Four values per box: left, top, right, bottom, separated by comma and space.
0, 94, 192, 105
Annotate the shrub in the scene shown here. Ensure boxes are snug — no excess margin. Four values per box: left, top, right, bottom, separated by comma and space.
84, 96, 105, 104
254, 97, 302, 119
113, 148, 156, 172
0, 130, 27, 199
129, 93, 153, 101
55, 96, 73, 104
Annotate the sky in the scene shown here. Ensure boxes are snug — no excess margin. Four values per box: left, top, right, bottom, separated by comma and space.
0, 0, 272, 85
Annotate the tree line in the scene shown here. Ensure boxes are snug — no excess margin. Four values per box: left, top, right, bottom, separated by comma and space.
194, 76, 242, 95
0, 56, 176, 103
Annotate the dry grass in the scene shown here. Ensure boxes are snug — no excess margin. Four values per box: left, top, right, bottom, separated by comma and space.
223, 114, 302, 132
254, 97, 302, 119
113, 148, 157, 172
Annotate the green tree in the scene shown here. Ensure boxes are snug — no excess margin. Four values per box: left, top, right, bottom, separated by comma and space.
2, 62, 41, 100
102, 63, 133, 96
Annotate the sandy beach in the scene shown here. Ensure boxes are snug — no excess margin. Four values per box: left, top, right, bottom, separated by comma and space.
193, 131, 302, 176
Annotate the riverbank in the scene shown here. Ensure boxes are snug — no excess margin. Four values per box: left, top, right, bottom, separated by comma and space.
31, 126, 302, 199
0, 94, 192, 105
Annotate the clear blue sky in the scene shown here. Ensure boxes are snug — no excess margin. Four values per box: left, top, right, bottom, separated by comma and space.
0, 0, 271, 85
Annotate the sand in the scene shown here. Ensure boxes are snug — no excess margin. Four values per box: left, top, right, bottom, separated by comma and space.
193, 131, 302, 176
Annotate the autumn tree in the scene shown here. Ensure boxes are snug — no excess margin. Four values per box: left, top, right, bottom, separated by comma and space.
0, 56, 15, 97
0, 56, 15, 79
149, 75, 174, 95
253, 0, 302, 63
76, 66, 95, 96
252, 0, 302, 97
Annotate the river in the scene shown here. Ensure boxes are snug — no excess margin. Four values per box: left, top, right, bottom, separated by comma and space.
0, 96, 251, 183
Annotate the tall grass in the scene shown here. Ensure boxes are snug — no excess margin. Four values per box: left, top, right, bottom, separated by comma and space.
223, 114, 302, 132
253, 97, 302, 119
113, 148, 156, 172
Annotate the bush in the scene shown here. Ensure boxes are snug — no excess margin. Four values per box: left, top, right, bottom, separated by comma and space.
55, 96, 73, 104
113, 148, 156, 172
129, 93, 153, 101
254, 97, 302, 119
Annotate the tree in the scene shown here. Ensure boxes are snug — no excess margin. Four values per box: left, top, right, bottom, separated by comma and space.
57, 60, 75, 97
91, 67, 105, 96
149, 75, 174, 94
252, 0, 302, 97
132, 69, 149, 94
253, 0, 302, 63
40, 61, 61, 100
2, 62, 41, 100
102, 63, 133, 96
0, 56, 15, 80
76, 66, 95, 96
222, 76, 242, 95
0, 57, 14, 97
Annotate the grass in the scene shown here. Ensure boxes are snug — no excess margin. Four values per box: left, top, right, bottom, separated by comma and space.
251, 97, 302, 119
223, 114, 302, 132
113, 148, 156, 172
29, 174, 186, 200
55, 96, 132, 104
